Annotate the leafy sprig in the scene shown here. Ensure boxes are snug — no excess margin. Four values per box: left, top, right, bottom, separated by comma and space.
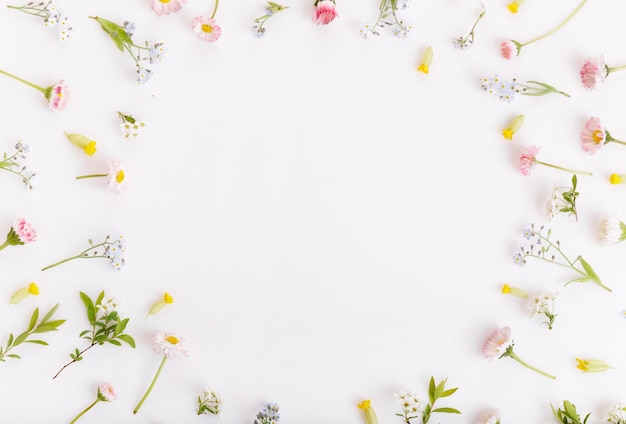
549, 175, 580, 221
551, 400, 590, 424
0, 304, 65, 362
52, 291, 135, 379
422, 377, 460, 424
515, 224, 610, 292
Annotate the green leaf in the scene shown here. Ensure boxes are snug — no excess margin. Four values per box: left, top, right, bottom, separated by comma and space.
94, 16, 124, 35
40, 304, 60, 325
79, 330, 90, 338
7, 354, 20, 359
6, 334, 13, 350
28, 308, 39, 332
107, 339, 122, 346
428, 376, 436, 404
563, 401, 579, 420
96, 291, 105, 307
43, 319, 65, 329
33, 325, 61, 333
431, 407, 461, 414
579, 257, 601, 284
13, 331, 29, 346
80, 292, 96, 322
24, 340, 48, 345
115, 318, 129, 336
440, 387, 458, 398
117, 334, 136, 348
434, 379, 446, 399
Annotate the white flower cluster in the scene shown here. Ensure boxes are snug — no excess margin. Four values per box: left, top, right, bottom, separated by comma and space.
528, 292, 557, 317
121, 120, 147, 141
606, 404, 626, 424
42, 2, 73, 41
394, 389, 426, 417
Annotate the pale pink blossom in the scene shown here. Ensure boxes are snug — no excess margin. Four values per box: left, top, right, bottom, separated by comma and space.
151, 0, 186, 16
46, 80, 68, 111
519, 145, 540, 176
500, 40, 517, 60
191, 16, 222, 42
581, 117, 605, 155
152, 332, 191, 359
13, 218, 37, 243
106, 159, 129, 194
313, 0, 338, 25
483, 326, 512, 361
580, 56, 607, 90
98, 383, 117, 402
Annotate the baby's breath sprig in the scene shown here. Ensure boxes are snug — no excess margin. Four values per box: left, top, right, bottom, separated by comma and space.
7, 1, 73, 41
452, 2, 485, 51
514, 224, 610, 292
197, 388, 222, 416
118, 112, 146, 140
551, 400, 590, 424
547, 175, 580, 221
528, 292, 558, 330
52, 291, 135, 379
89, 16, 166, 84
252, 2, 289, 37
0, 304, 65, 362
41, 234, 126, 271
0, 141, 36, 189
360, 0, 412, 39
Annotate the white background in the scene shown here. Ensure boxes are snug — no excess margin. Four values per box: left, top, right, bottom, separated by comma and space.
1, 0, 626, 423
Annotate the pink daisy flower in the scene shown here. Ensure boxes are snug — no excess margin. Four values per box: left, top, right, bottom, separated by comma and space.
191, 16, 222, 42
151, 0, 186, 16
581, 117, 606, 155
152, 332, 191, 359
106, 159, 130, 194
97, 383, 117, 402
482, 326, 512, 361
500, 40, 518, 60
519, 145, 540, 176
1, 218, 37, 251
313, 0, 338, 25
580, 56, 607, 90
45, 80, 69, 111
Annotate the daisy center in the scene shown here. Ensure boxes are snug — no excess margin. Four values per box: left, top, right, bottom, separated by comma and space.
592, 130, 604, 143
166, 335, 180, 344
201, 24, 214, 33
116, 170, 125, 183
159, 0, 171, 3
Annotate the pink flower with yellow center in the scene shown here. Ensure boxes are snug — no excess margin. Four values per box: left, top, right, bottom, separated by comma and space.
482, 326, 512, 361
46, 80, 69, 111
152, 332, 191, 359
580, 56, 607, 90
313, 0, 338, 25
519, 145, 540, 176
151, 0, 186, 16
191, 16, 222, 42
106, 159, 129, 194
581, 117, 605, 154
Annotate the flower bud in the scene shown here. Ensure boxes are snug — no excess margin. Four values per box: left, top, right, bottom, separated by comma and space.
502, 114, 525, 140
417, 46, 433, 74
65, 132, 96, 156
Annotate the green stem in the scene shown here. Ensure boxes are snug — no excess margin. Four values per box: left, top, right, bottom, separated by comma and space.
607, 135, 626, 146
466, 2, 486, 40
0, 239, 9, 251
534, 160, 592, 176
76, 174, 107, 180
41, 242, 110, 271
134, 356, 168, 414
69, 399, 100, 424
520, 0, 588, 47
607, 64, 626, 73
211, 0, 219, 19
509, 351, 555, 379
0, 69, 46, 93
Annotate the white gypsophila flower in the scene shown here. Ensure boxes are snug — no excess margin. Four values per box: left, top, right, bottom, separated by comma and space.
98, 295, 118, 315
394, 389, 426, 415
598, 215, 626, 246
546, 188, 560, 220
605, 404, 626, 424
528, 292, 557, 317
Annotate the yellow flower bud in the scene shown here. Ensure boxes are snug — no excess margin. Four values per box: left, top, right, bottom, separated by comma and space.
610, 174, 625, 184
502, 115, 525, 140
164, 292, 174, 304
357, 400, 378, 424
65, 132, 97, 156
146, 292, 174, 319
507, 0, 523, 13
576, 358, 613, 373
501, 284, 528, 298
417, 46, 433, 74
9, 282, 39, 305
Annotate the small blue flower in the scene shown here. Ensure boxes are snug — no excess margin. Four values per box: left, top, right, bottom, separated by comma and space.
513, 253, 525, 266
149, 42, 167, 64
254, 402, 280, 424
137, 68, 153, 85
523, 228, 532, 240
123, 21, 136, 37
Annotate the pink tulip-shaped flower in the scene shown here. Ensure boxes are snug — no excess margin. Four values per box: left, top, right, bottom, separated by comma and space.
313, 0, 338, 25
69, 383, 117, 424
0, 218, 37, 252
500, 40, 519, 60
151, 0, 186, 16
483, 326, 555, 379
519, 145, 591, 177
0, 68, 68, 111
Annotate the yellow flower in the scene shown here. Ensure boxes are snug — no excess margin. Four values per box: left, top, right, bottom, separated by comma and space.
576, 358, 613, 373
417, 46, 433, 74
502, 115, 525, 140
610, 174, 625, 184
9, 282, 40, 305
65, 132, 97, 156
358, 400, 378, 424
501, 284, 528, 298
146, 292, 174, 319
507, 0, 523, 13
